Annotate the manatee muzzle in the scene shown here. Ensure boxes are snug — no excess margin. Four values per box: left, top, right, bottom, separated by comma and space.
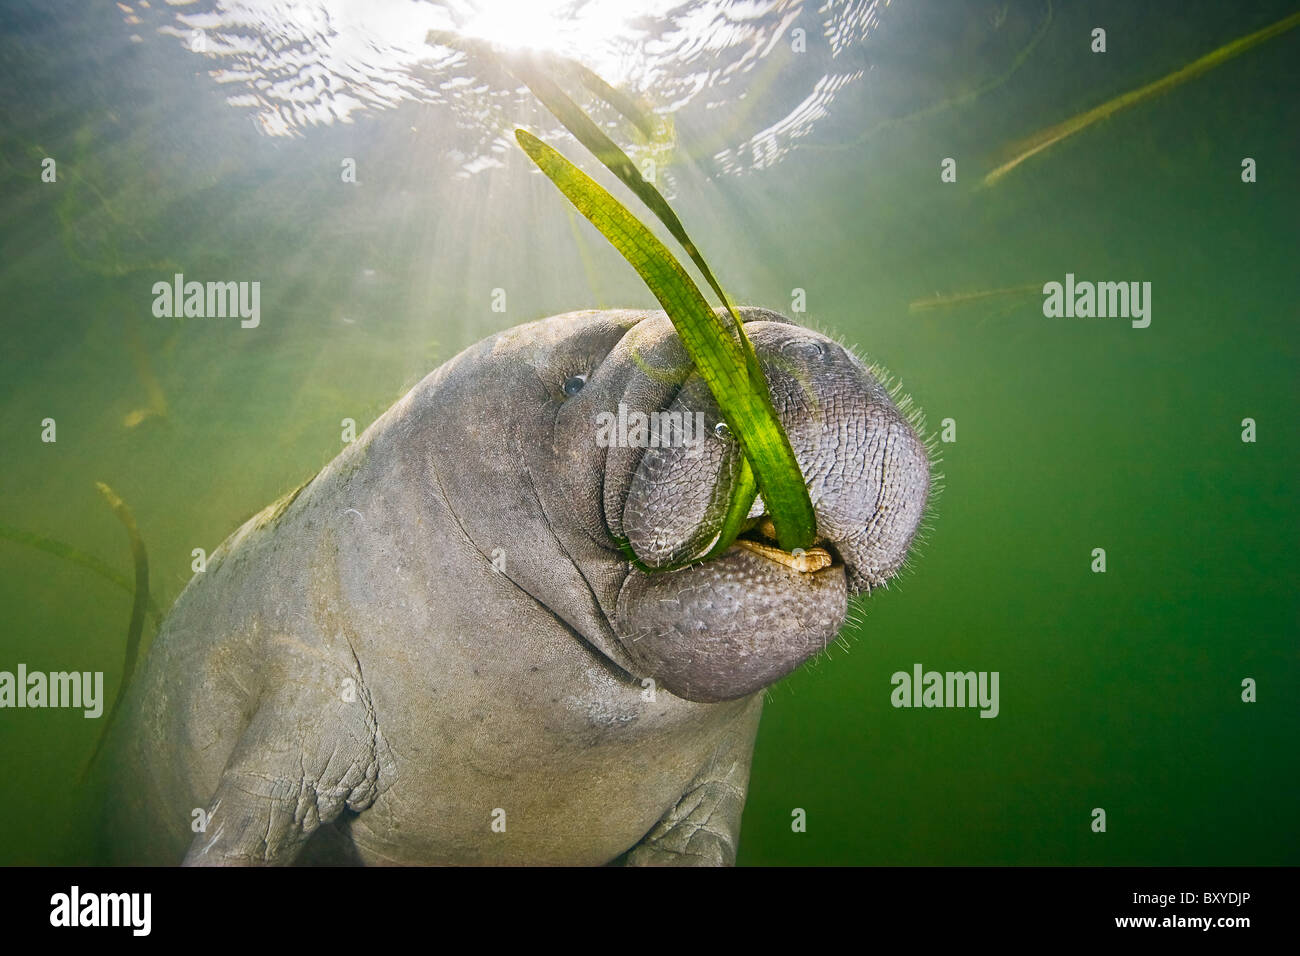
609, 324, 930, 702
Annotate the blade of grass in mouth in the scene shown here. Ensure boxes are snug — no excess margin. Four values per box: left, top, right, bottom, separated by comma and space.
515, 129, 815, 555
437, 27, 818, 556
424, 33, 812, 555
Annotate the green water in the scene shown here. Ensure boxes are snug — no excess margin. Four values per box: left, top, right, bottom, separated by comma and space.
1, 0, 1296, 865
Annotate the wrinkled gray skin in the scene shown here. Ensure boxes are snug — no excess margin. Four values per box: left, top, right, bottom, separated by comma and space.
103, 308, 929, 866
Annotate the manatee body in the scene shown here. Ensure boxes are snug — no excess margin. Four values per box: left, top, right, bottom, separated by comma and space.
103, 308, 930, 865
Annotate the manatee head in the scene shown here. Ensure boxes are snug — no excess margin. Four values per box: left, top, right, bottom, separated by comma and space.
420, 308, 930, 703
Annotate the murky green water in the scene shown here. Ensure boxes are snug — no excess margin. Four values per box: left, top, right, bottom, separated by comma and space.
1, 0, 1296, 865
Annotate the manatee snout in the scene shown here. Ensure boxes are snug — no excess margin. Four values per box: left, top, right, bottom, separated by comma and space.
608, 315, 931, 702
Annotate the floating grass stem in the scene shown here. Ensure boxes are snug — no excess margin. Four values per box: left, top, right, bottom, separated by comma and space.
909, 283, 1044, 314
983, 10, 1300, 186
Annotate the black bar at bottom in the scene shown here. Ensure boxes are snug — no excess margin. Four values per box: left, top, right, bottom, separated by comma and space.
0, 865, 1287, 940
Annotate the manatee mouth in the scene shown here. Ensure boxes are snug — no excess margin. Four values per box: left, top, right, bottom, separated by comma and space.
613, 529, 849, 704
732, 515, 837, 574
612, 444, 854, 703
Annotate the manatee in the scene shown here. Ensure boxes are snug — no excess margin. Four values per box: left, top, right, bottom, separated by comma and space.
102, 307, 930, 865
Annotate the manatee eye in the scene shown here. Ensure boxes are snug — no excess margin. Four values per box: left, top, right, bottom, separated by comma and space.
562, 374, 587, 397
783, 338, 827, 361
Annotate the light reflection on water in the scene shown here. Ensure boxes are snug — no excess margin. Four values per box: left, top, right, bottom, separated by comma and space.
116, 0, 906, 174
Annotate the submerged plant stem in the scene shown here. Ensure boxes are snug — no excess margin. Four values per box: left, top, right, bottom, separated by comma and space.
81, 483, 151, 783
909, 283, 1044, 313
984, 10, 1300, 186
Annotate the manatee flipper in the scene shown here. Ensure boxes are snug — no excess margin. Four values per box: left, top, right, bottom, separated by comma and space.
183, 667, 386, 866
623, 696, 763, 866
